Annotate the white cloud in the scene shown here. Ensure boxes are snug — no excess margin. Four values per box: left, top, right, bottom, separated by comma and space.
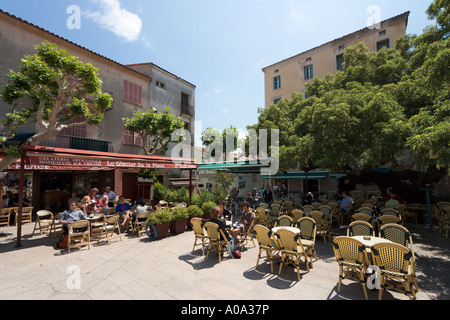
87, 0, 142, 42
214, 89, 223, 94
221, 107, 230, 115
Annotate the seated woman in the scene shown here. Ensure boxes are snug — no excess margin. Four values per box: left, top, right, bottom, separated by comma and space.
95, 195, 109, 213
132, 198, 149, 224
229, 201, 254, 249
202, 206, 232, 243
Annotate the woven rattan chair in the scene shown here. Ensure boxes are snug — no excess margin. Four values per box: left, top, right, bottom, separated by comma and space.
239, 218, 256, 251
311, 202, 322, 211
67, 220, 91, 254
0, 208, 11, 227
352, 198, 365, 211
293, 198, 302, 209
309, 211, 329, 243
347, 221, 375, 237
204, 221, 230, 263
131, 211, 150, 238
357, 207, 375, 217
438, 206, 450, 238
291, 209, 305, 224
255, 208, 269, 227
332, 236, 370, 300
275, 228, 311, 280
372, 242, 417, 300
301, 205, 314, 214
275, 215, 294, 227
377, 215, 401, 229
379, 223, 418, 292
352, 213, 372, 223
326, 202, 340, 226
283, 200, 294, 215
191, 217, 208, 255
270, 204, 281, 218
319, 205, 333, 234
32, 210, 54, 236
297, 217, 317, 262
254, 225, 280, 273
259, 203, 269, 210
396, 204, 417, 225
96, 215, 122, 245
380, 208, 400, 217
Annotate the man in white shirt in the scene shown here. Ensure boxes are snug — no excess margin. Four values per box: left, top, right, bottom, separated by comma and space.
103, 186, 117, 207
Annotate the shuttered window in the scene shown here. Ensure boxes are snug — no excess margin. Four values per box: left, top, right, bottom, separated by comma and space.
122, 127, 142, 146
123, 80, 143, 106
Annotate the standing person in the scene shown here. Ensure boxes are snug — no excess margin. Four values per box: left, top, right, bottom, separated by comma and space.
116, 196, 132, 229
229, 201, 254, 249
262, 185, 273, 206
273, 183, 279, 201
103, 186, 117, 207
280, 183, 288, 199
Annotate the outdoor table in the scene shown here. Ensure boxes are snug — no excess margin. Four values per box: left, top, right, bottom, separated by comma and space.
226, 220, 232, 227
351, 236, 392, 253
272, 226, 301, 235
87, 215, 103, 237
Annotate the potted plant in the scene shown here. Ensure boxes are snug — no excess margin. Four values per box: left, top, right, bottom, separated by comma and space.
201, 201, 217, 220
186, 205, 204, 229
147, 208, 172, 240
169, 207, 189, 234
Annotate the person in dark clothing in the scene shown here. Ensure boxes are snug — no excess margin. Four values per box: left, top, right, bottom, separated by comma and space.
202, 206, 231, 242
262, 185, 273, 206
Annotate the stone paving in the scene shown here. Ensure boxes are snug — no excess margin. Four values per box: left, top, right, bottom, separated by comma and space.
0, 220, 449, 301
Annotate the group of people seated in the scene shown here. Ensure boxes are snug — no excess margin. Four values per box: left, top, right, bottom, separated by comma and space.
202, 200, 254, 252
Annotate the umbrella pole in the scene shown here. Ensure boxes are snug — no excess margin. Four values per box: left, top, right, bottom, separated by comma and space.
16, 146, 25, 248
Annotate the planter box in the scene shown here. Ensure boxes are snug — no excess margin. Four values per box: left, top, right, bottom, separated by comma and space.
170, 219, 187, 234
155, 222, 170, 240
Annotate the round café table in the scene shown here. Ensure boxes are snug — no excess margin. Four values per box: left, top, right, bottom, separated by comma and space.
272, 226, 301, 235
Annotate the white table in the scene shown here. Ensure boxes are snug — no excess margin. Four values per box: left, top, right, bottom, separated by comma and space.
272, 226, 301, 235
352, 236, 392, 252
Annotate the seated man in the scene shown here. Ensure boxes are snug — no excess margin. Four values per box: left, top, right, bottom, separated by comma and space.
116, 196, 132, 229
340, 191, 353, 222
59, 201, 87, 235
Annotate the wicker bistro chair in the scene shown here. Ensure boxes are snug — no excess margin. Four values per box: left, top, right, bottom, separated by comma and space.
255, 208, 269, 227
254, 225, 281, 273
204, 222, 231, 263
438, 206, 450, 238
191, 218, 208, 255
319, 205, 333, 228
357, 207, 375, 217
275, 215, 294, 227
274, 228, 311, 281
347, 221, 375, 237
67, 220, 91, 254
380, 208, 400, 217
282, 200, 294, 215
326, 202, 340, 226
95, 215, 122, 245
239, 218, 256, 251
132, 212, 150, 238
396, 204, 417, 225
270, 204, 282, 218
293, 198, 302, 209
259, 203, 269, 210
377, 215, 401, 230
371, 242, 417, 300
297, 217, 318, 262
379, 223, 418, 292
32, 210, 55, 236
301, 205, 314, 214
311, 202, 322, 211
332, 236, 370, 300
0, 208, 11, 227
309, 211, 330, 243
352, 213, 373, 224
291, 209, 305, 224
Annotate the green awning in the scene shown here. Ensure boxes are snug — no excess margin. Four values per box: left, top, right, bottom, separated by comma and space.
197, 161, 271, 173
263, 171, 329, 180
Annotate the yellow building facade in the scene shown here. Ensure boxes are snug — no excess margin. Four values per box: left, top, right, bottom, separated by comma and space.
262, 12, 410, 108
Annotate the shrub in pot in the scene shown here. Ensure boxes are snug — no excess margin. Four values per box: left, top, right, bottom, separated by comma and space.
170, 207, 189, 234
147, 209, 172, 239
186, 205, 204, 229
201, 201, 217, 220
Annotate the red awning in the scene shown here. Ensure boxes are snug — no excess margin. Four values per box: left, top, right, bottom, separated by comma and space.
4, 145, 197, 170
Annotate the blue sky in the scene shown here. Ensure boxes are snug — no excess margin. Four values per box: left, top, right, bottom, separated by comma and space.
0, 0, 434, 146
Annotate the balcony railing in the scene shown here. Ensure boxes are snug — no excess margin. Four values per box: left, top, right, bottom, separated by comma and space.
40, 135, 111, 152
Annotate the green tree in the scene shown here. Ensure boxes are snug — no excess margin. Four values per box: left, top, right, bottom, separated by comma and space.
201, 125, 239, 160
122, 107, 185, 156
0, 42, 112, 170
